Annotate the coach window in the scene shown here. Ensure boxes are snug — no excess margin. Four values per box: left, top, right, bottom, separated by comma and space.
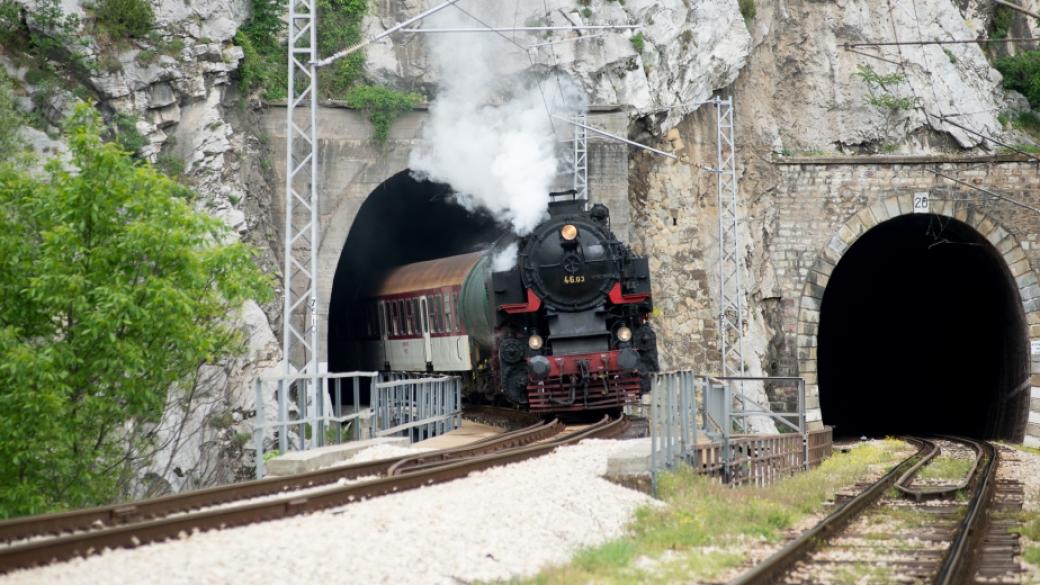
452, 292, 461, 333
438, 296, 446, 333
443, 291, 451, 333
411, 299, 420, 334
377, 302, 387, 337
432, 296, 443, 333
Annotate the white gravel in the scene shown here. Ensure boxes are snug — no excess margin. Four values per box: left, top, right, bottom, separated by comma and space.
0, 438, 653, 585
337, 443, 433, 464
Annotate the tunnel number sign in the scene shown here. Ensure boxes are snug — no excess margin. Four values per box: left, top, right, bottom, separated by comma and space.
912, 192, 929, 213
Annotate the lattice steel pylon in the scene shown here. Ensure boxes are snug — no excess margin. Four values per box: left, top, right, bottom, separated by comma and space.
572, 112, 588, 200
713, 96, 745, 378
283, 0, 320, 384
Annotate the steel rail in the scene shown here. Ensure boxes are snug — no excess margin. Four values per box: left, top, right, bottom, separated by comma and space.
0, 419, 560, 545
0, 416, 627, 573
727, 437, 934, 585
895, 436, 984, 501
934, 438, 999, 585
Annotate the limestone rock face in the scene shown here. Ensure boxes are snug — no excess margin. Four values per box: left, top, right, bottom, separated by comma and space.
736, 0, 1010, 152
5, 0, 280, 492
364, 0, 752, 133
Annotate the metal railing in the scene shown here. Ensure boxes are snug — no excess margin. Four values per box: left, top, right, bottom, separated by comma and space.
650, 371, 823, 488
252, 372, 462, 478
253, 371, 378, 478
371, 376, 462, 441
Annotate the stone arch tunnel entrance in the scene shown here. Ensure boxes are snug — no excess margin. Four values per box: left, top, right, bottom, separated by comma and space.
327, 170, 502, 374
817, 213, 1029, 440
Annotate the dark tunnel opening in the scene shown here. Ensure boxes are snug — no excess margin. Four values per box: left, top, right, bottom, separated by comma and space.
817, 213, 1029, 441
327, 170, 503, 374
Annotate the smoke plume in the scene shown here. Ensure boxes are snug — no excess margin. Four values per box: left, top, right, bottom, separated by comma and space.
492, 242, 519, 271
409, 6, 586, 235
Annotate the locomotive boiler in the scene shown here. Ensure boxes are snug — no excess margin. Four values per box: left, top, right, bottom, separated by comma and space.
358, 193, 658, 412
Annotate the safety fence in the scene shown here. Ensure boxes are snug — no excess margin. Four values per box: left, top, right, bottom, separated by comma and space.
252, 371, 461, 478
650, 371, 832, 488
371, 376, 462, 441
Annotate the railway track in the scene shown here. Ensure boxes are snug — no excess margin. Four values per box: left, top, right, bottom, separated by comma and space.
0, 415, 628, 574
730, 436, 1008, 585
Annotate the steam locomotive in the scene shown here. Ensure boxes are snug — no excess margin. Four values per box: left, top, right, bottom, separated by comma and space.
358, 193, 658, 412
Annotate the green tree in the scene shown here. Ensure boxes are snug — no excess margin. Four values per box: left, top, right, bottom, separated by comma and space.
0, 104, 272, 517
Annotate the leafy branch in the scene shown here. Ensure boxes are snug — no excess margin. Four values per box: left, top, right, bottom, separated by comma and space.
855, 64, 918, 112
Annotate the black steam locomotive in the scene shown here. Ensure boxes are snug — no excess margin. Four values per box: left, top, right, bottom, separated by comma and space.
361, 193, 658, 412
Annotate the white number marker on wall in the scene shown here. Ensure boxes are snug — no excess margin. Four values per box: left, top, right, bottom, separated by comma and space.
912, 192, 930, 214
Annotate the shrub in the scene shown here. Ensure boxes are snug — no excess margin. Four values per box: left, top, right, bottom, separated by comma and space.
630, 31, 645, 53
236, 0, 288, 99
992, 5, 1014, 40
345, 84, 421, 143
996, 50, 1040, 109
317, 0, 367, 99
854, 64, 906, 89
112, 112, 146, 154
866, 94, 918, 111
155, 152, 186, 178
95, 0, 155, 39
855, 64, 916, 112
739, 0, 756, 22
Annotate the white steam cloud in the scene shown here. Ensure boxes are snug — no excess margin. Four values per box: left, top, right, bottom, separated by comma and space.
492, 242, 519, 271
409, 6, 587, 235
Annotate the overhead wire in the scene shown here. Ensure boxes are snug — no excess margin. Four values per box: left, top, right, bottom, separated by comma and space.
448, 2, 559, 134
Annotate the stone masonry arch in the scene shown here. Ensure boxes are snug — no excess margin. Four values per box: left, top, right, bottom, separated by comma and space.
797, 195, 1037, 441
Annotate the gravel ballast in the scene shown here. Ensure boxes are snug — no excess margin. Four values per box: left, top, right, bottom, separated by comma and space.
0, 438, 652, 585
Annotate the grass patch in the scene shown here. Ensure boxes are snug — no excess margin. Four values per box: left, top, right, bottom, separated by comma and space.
630, 32, 645, 54
832, 562, 895, 584
517, 439, 911, 585
1008, 443, 1040, 457
916, 455, 973, 482
998, 143, 1040, 154
1013, 509, 1040, 569
344, 84, 421, 143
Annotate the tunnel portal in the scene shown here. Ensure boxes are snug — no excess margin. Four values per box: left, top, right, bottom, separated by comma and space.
327, 170, 503, 373
817, 213, 1029, 440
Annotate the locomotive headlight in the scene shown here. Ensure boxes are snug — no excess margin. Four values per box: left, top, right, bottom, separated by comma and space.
616, 326, 633, 343
528, 334, 544, 350
561, 224, 578, 241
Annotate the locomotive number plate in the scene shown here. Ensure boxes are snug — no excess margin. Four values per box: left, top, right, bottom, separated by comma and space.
563, 275, 586, 284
